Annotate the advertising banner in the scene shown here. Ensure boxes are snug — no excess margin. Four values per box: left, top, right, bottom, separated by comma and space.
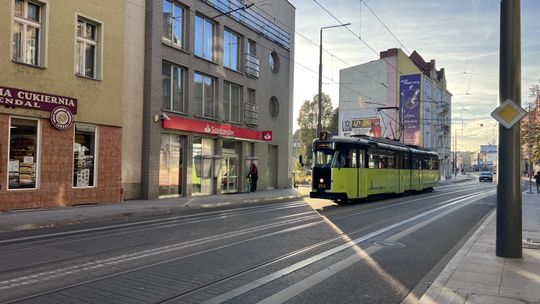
400, 74, 421, 145
340, 109, 381, 137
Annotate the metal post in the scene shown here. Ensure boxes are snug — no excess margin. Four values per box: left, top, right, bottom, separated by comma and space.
317, 29, 323, 136
497, 0, 522, 258
317, 24, 350, 136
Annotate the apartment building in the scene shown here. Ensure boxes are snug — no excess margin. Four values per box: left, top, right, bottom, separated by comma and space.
132, 0, 296, 199
339, 48, 452, 180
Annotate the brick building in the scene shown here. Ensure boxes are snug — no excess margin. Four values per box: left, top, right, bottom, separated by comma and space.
0, 0, 126, 210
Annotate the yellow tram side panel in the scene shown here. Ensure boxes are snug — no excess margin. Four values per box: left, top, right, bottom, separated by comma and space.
400, 169, 412, 192
330, 168, 359, 199
365, 168, 399, 196
421, 170, 439, 189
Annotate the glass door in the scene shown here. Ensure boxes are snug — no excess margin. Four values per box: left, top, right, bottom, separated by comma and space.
221, 141, 238, 193
159, 134, 183, 197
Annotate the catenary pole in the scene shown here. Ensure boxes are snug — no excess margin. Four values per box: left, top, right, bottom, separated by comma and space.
497, 0, 522, 258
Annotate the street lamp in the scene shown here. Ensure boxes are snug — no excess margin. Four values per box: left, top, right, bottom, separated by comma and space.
317, 23, 351, 136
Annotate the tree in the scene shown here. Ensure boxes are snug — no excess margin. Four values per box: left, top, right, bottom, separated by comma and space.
327, 107, 339, 135
521, 83, 540, 170
296, 93, 334, 163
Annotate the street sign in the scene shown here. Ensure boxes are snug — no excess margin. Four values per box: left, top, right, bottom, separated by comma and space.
490, 99, 527, 129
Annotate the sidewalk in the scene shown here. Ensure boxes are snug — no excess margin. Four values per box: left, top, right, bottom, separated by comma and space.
418, 189, 540, 304
0, 186, 312, 232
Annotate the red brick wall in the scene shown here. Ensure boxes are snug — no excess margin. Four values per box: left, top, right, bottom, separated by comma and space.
0, 115, 122, 211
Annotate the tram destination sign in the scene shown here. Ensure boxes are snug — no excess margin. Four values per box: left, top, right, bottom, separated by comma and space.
314, 142, 334, 150
0, 86, 78, 114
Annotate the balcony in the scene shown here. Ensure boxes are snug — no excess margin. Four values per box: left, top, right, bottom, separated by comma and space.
437, 101, 450, 114
244, 102, 259, 126
245, 54, 260, 79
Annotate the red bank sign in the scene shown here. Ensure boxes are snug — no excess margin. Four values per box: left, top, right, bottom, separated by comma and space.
0, 86, 78, 114
163, 115, 260, 140
262, 130, 272, 141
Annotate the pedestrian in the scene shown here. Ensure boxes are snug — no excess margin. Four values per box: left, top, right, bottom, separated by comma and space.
246, 175, 251, 193
249, 163, 258, 192
534, 171, 540, 194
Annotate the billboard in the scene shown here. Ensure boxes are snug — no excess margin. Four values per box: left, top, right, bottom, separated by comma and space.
400, 74, 421, 145
340, 109, 382, 137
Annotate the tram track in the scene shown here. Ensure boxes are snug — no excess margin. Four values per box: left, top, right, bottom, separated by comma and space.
0, 187, 495, 304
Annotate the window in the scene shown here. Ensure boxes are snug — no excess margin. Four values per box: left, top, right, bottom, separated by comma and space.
368, 151, 379, 169
194, 72, 215, 118
269, 96, 279, 119
223, 82, 240, 122
247, 88, 255, 104
194, 15, 214, 61
224, 30, 239, 71
162, 61, 184, 112
76, 18, 100, 78
13, 0, 43, 66
269, 51, 279, 73
247, 39, 256, 56
163, 0, 184, 48
8, 118, 38, 189
73, 124, 96, 187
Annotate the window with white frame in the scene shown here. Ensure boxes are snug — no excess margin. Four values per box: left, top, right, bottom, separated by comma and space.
223, 82, 240, 122
194, 72, 215, 118
13, 0, 44, 66
194, 15, 214, 61
224, 29, 239, 71
73, 124, 96, 188
162, 61, 184, 112
76, 18, 100, 78
162, 0, 184, 48
8, 118, 39, 190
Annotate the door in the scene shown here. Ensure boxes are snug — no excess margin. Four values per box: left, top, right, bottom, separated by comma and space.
159, 134, 183, 197
267, 145, 278, 189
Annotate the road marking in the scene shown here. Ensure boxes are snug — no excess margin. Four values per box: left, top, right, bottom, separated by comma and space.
204, 190, 494, 304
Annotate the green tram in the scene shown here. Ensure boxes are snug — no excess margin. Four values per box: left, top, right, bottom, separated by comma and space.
310, 134, 440, 204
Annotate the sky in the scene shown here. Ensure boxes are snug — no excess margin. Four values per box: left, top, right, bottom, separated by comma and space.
286, 0, 540, 152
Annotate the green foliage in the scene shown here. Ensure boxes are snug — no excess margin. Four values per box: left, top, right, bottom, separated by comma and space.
521, 86, 540, 163
296, 93, 334, 163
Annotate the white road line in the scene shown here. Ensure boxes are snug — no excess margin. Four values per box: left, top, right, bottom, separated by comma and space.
256, 190, 496, 304
204, 190, 494, 304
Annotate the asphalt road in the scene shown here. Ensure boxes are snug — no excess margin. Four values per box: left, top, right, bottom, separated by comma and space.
0, 179, 497, 304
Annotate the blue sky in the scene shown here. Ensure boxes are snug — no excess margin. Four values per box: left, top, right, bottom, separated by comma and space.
288, 0, 540, 151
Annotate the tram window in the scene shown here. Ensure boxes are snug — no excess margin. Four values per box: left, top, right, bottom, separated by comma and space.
404, 154, 410, 169
332, 151, 346, 168
359, 150, 365, 168
314, 150, 333, 167
368, 152, 379, 168
350, 150, 357, 168
387, 151, 396, 169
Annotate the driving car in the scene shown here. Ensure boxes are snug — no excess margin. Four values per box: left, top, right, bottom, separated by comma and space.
479, 172, 494, 182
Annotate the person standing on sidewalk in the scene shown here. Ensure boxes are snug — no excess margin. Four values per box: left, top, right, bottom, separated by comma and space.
249, 163, 258, 192
534, 171, 540, 194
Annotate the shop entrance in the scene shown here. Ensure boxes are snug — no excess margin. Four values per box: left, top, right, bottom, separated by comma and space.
159, 134, 184, 197
221, 141, 238, 193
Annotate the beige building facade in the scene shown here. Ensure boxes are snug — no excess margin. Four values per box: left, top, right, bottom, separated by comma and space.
0, 0, 125, 210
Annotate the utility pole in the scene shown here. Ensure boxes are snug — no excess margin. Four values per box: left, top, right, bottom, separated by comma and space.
497, 0, 521, 258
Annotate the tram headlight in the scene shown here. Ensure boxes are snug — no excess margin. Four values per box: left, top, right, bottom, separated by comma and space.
319, 178, 324, 183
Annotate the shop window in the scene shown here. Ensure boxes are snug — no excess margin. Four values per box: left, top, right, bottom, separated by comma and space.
162, 0, 184, 48
223, 81, 240, 122
194, 72, 215, 118
8, 118, 38, 189
13, 0, 45, 66
76, 17, 100, 79
73, 124, 96, 187
162, 61, 184, 112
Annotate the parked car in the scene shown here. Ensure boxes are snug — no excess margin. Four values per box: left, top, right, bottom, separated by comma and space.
479, 172, 494, 182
